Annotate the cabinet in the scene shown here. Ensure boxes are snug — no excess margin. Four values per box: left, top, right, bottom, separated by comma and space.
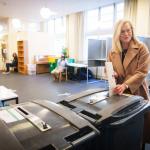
17, 40, 28, 74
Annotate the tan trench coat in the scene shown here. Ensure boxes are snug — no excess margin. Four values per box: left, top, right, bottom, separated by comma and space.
108, 40, 150, 100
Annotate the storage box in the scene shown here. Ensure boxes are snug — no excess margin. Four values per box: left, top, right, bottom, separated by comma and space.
27, 64, 36, 75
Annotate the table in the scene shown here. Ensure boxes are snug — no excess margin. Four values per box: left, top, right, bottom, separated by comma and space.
67, 60, 106, 83
67, 63, 87, 68
67, 63, 87, 81
0, 86, 18, 106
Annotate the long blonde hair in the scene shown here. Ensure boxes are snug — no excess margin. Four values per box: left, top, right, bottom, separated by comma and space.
112, 20, 137, 53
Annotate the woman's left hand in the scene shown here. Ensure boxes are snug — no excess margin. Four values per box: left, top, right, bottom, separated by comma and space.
113, 84, 127, 95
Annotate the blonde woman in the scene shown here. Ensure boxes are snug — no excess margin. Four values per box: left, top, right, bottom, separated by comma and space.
108, 20, 150, 100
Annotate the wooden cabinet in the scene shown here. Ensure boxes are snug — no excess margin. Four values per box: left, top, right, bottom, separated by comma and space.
17, 41, 28, 74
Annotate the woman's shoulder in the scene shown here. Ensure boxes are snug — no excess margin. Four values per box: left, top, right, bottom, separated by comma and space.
133, 39, 146, 48
108, 49, 118, 55
133, 40, 150, 54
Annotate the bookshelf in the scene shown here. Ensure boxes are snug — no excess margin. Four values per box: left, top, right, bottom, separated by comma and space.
17, 40, 27, 74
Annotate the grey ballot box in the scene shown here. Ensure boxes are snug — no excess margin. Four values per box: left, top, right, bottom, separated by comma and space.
0, 100, 98, 150
58, 88, 149, 150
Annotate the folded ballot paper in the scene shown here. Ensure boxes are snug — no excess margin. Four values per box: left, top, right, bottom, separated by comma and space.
105, 62, 116, 97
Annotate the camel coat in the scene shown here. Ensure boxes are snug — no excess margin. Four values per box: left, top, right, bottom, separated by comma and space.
108, 40, 150, 100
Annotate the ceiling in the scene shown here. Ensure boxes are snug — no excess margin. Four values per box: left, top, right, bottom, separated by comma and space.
0, 0, 122, 22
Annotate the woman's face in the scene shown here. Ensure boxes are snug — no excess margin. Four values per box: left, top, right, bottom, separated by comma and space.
119, 23, 132, 44
13, 53, 16, 57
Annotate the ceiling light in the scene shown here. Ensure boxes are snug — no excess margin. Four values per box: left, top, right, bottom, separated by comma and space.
12, 18, 21, 29
40, 7, 56, 19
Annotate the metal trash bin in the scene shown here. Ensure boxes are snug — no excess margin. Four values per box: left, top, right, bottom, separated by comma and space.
0, 100, 99, 150
58, 88, 149, 150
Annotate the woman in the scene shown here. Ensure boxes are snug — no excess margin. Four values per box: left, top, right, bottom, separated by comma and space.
108, 20, 150, 146
4, 52, 18, 74
51, 54, 68, 81
108, 20, 150, 100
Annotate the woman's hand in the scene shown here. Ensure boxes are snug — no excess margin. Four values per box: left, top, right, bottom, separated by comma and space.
113, 83, 128, 95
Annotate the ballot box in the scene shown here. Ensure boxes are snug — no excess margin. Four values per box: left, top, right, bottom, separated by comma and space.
58, 88, 149, 150
0, 100, 99, 150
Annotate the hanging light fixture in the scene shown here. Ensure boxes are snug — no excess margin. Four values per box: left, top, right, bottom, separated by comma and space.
40, 7, 56, 19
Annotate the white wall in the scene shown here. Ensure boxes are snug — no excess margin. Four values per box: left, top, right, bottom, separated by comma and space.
27, 32, 54, 63
6, 18, 54, 65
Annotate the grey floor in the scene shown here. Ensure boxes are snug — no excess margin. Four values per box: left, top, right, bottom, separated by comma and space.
0, 72, 107, 103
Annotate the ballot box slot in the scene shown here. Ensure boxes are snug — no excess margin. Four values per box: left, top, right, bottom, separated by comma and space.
65, 126, 95, 145
80, 110, 102, 120
112, 100, 147, 118
17, 107, 29, 116
59, 100, 76, 109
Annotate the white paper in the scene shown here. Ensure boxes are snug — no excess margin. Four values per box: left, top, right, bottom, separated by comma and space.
105, 62, 116, 97
0, 86, 18, 100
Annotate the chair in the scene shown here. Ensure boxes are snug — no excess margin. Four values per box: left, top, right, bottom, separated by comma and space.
59, 67, 68, 82
13, 66, 18, 72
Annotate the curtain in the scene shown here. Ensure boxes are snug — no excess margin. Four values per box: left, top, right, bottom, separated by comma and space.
66, 12, 85, 61
124, 0, 138, 27
136, 0, 150, 35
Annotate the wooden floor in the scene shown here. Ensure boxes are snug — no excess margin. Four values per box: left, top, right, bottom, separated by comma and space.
0, 72, 107, 103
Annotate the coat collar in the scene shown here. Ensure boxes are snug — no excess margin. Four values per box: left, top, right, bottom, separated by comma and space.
123, 40, 139, 70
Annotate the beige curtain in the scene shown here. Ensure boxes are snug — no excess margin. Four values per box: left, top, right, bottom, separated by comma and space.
66, 12, 85, 61
136, 0, 150, 35
124, 0, 138, 27
124, 0, 150, 36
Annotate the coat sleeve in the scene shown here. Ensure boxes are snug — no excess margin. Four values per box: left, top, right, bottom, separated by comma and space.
124, 45, 150, 93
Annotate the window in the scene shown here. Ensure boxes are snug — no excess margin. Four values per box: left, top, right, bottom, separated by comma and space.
28, 23, 40, 32
55, 17, 66, 34
116, 3, 124, 21
48, 17, 66, 56
84, 2, 124, 61
48, 19, 54, 34
85, 2, 124, 38
86, 9, 99, 32
100, 5, 114, 29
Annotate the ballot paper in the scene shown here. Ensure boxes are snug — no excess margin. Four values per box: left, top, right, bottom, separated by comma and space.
105, 62, 116, 97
